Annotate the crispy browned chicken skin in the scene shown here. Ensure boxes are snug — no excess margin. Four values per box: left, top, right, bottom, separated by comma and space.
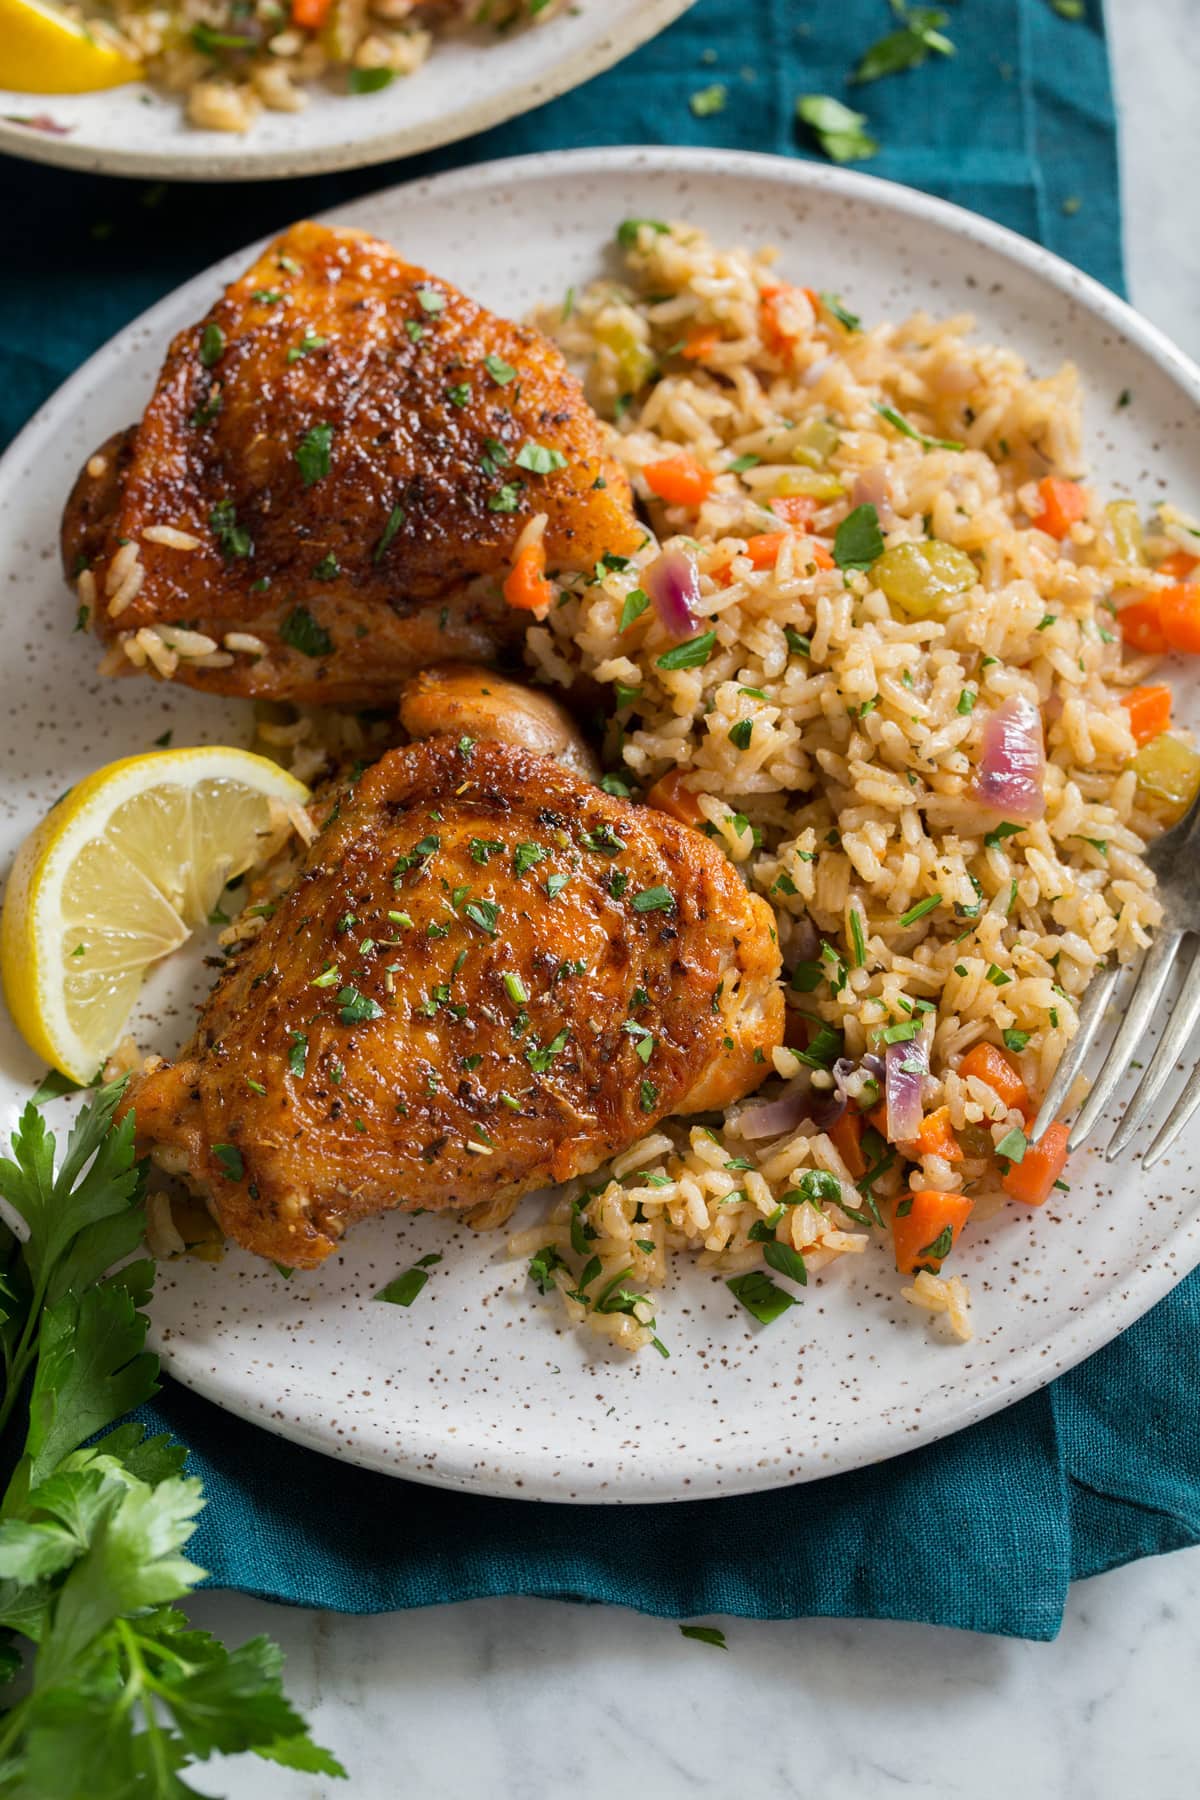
122, 736, 783, 1267
63, 221, 641, 705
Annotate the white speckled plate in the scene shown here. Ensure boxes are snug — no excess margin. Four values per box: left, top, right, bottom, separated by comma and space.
0, 0, 693, 181
2, 149, 1199, 1502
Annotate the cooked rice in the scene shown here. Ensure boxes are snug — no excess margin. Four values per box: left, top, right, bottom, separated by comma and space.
72, 0, 569, 135
499, 220, 1198, 1353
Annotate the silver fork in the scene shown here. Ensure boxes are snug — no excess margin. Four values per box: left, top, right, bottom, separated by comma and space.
1029, 784, 1200, 1167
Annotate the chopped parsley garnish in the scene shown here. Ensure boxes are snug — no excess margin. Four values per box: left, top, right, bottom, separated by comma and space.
209, 499, 251, 560
689, 83, 727, 117
984, 821, 1024, 850
784, 627, 811, 657
464, 899, 500, 936
656, 630, 717, 672
580, 823, 626, 856
726, 1270, 797, 1324
288, 1031, 308, 1078
337, 986, 382, 1025
374, 503, 405, 563
213, 1143, 244, 1181
280, 604, 332, 658
528, 1244, 566, 1294
898, 894, 942, 927
833, 502, 884, 570
515, 441, 568, 474
1003, 1029, 1032, 1052
874, 402, 963, 453
631, 886, 675, 914
853, 9, 955, 85
445, 382, 472, 408
957, 688, 976, 715
796, 93, 878, 164
312, 552, 341, 580
487, 482, 523, 513
620, 587, 651, 632
546, 872, 571, 901
995, 1126, 1027, 1163
287, 329, 327, 363
294, 421, 332, 488
470, 837, 504, 865
484, 353, 517, 385
763, 1241, 808, 1286
728, 717, 754, 750
513, 842, 547, 877
198, 321, 225, 367
729, 453, 761, 473
348, 66, 394, 94
680, 1625, 728, 1649
639, 1079, 659, 1113
526, 1028, 571, 1074
415, 286, 445, 314
375, 1254, 442, 1306
616, 218, 670, 248
818, 291, 861, 331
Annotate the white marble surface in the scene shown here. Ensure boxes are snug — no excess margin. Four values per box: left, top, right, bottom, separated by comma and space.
187, 3, 1200, 1793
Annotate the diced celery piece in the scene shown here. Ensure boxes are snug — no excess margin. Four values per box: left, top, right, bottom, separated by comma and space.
770, 467, 844, 501
1129, 732, 1200, 808
597, 316, 655, 393
791, 418, 840, 468
872, 541, 977, 617
1106, 499, 1144, 565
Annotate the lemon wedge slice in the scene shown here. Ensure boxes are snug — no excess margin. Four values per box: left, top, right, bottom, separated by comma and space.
1, 748, 309, 1083
0, 0, 144, 94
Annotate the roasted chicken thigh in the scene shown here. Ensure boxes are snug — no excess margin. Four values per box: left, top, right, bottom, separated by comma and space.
123, 735, 783, 1267
63, 220, 641, 704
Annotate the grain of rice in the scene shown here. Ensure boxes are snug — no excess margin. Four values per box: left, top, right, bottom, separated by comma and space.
143, 525, 201, 550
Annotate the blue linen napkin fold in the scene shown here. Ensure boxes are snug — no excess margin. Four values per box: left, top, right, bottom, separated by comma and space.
5, 0, 1195, 1641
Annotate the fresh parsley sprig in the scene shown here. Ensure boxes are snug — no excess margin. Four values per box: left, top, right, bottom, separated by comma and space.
0, 1081, 344, 1792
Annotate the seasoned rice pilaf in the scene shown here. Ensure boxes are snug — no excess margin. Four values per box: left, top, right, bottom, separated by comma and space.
71, 0, 566, 133
502, 220, 1200, 1353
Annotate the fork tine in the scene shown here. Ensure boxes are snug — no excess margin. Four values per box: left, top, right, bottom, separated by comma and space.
1068, 930, 1183, 1150
1142, 1058, 1200, 1169
1027, 962, 1120, 1147
1105, 935, 1200, 1161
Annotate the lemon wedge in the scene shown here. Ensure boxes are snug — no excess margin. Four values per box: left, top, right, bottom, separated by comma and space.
0, 0, 144, 94
1, 748, 310, 1083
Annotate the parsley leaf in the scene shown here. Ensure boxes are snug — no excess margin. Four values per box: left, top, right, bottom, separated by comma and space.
294, 422, 332, 488
833, 503, 885, 570
796, 94, 878, 164
279, 605, 332, 658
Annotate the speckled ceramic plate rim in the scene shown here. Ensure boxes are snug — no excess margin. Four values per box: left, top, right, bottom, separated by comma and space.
0, 0, 695, 181
3, 146, 1198, 1502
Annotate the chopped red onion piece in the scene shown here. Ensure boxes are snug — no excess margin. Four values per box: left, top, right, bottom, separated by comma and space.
739, 1081, 810, 1141
885, 1040, 926, 1143
851, 466, 894, 529
644, 547, 700, 638
810, 1087, 847, 1130
4, 113, 74, 136
971, 694, 1046, 823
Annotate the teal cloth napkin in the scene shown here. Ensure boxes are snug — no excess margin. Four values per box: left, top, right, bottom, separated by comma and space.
4, 0, 1192, 1642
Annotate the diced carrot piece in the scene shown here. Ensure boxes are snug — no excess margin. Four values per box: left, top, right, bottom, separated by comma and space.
682, 327, 721, 362
957, 1043, 1028, 1111
759, 283, 810, 355
1159, 584, 1200, 654
292, 0, 332, 25
769, 495, 818, 527
914, 1105, 963, 1163
1156, 550, 1198, 581
868, 1100, 889, 1138
644, 768, 705, 828
892, 1189, 974, 1275
1032, 476, 1089, 539
1121, 684, 1172, 746
829, 1109, 867, 1179
807, 540, 836, 570
1118, 594, 1168, 654
742, 532, 790, 570
1002, 1121, 1069, 1206
801, 286, 821, 312
642, 453, 716, 507
502, 541, 554, 614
